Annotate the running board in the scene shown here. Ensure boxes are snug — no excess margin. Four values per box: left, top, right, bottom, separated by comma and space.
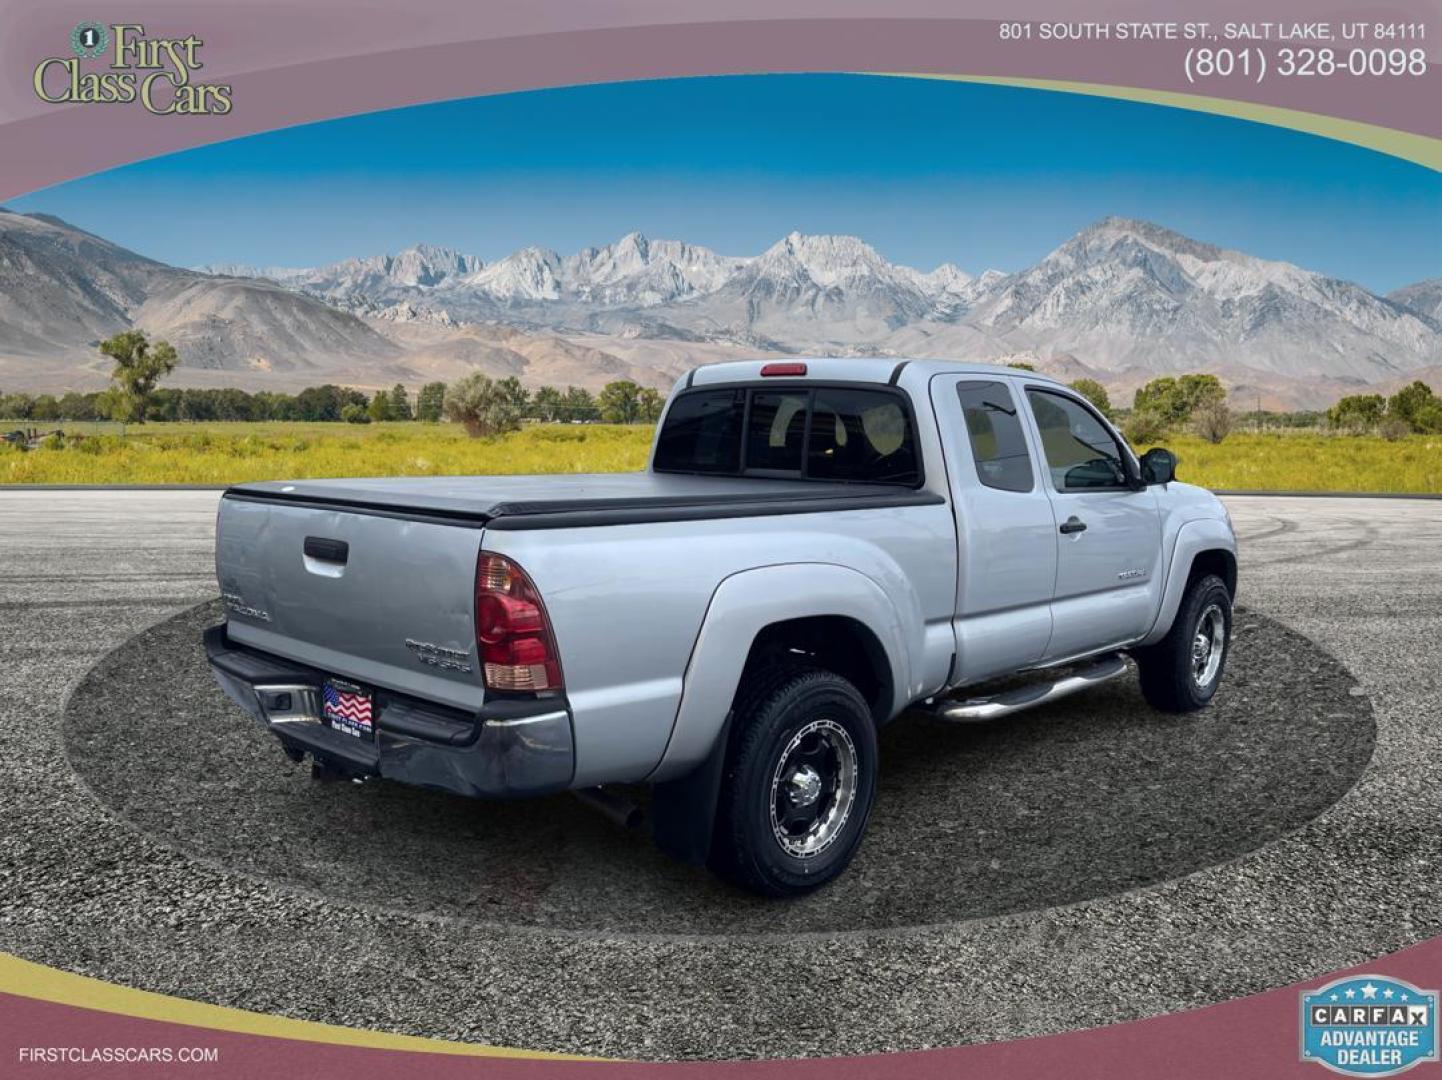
929, 653, 1128, 723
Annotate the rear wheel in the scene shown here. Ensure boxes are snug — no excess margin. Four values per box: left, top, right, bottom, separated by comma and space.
710, 667, 877, 897
1133, 573, 1232, 712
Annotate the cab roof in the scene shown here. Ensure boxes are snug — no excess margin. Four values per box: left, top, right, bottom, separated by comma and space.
684, 357, 1067, 389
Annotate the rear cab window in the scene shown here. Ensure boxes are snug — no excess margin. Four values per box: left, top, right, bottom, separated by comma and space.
745, 391, 809, 473
652, 389, 744, 473
956, 380, 1034, 493
654, 383, 922, 486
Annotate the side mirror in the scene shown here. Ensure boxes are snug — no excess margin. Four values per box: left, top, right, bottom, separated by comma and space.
1139, 447, 1177, 486
1064, 458, 1127, 489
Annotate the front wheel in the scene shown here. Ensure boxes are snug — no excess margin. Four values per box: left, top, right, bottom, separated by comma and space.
1132, 573, 1232, 712
710, 668, 877, 897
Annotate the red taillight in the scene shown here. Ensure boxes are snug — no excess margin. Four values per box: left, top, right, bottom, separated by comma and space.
760, 362, 807, 377
474, 552, 563, 693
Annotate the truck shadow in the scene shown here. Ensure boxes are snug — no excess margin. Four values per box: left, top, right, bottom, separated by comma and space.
63, 602, 1373, 936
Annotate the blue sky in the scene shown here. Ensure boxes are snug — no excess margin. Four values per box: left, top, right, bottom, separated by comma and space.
11, 74, 1440, 292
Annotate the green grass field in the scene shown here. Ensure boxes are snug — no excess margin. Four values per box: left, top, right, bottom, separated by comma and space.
1163, 433, 1441, 493
0, 422, 1438, 492
0, 422, 653, 485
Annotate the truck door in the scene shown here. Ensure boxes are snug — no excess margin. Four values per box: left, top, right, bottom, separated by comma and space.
1019, 385, 1162, 661
930, 375, 1057, 683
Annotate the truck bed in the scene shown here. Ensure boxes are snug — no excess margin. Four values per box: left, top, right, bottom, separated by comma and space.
226, 473, 944, 530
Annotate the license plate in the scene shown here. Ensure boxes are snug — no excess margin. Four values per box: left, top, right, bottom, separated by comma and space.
322, 680, 373, 738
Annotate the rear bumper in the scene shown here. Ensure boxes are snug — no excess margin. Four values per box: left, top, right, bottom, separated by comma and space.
204, 623, 574, 798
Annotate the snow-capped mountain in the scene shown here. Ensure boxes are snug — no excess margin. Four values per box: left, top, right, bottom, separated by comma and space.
204, 243, 484, 296
207, 230, 988, 318
743, 231, 935, 307
564, 232, 744, 306
960, 217, 1439, 380
193, 262, 312, 283
200, 219, 1438, 384
463, 247, 563, 302
11, 210, 1438, 403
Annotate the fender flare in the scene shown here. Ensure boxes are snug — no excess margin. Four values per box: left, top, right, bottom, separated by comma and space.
1138, 517, 1238, 646
648, 562, 910, 864
648, 562, 911, 785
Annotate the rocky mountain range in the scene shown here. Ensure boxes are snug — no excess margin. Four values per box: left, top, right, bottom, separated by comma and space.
0, 208, 399, 385
201, 217, 1441, 393
3, 206, 1438, 409
1388, 278, 1442, 323
0, 209, 691, 394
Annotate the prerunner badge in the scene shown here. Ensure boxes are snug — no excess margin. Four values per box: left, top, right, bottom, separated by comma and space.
1302, 975, 1438, 1076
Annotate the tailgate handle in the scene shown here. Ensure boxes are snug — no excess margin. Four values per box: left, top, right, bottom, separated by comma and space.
303, 536, 349, 564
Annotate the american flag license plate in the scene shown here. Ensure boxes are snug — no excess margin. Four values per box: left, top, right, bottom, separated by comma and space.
322, 681, 373, 738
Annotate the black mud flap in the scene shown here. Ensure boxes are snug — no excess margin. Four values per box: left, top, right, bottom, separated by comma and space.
651, 713, 732, 865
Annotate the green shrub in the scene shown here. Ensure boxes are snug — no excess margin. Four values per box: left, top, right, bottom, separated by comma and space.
1327, 393, 1385, 433
443, 373, 521, 438
1123, 409, 1169, 446
1192, 401, 1234, 445
1380, 418, 1412, 442
1134, 374, 1224, 425
1069, 378, 1113, 418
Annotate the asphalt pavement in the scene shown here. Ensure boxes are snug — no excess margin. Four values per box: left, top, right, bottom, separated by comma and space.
0, 490, 1438, 1060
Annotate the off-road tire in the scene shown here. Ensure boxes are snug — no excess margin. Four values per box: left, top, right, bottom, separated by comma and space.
1133, 573, 1232, 712
709, 667, 877, 897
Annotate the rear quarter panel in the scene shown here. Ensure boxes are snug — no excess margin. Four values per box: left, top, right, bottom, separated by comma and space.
483, 502, 956, 787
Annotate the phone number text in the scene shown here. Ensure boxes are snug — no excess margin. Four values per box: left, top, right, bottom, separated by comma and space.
995, 22, 1430, 84
1184, 46, 1427, 84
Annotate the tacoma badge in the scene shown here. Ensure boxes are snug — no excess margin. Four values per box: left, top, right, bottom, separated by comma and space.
404, 638, 473, 672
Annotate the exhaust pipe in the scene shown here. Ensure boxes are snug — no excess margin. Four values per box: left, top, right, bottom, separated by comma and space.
572, 787, 643, 830
309, 755, 367, 784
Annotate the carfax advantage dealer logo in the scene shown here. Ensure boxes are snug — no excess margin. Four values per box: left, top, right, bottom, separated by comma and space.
1302, 975, 1439, 1076
33, 22, 232, 114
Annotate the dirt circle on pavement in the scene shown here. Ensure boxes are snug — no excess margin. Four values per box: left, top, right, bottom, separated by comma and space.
64, 600, 1373, 936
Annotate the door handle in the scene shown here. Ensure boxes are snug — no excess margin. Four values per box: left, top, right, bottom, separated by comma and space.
303, 536, 349, 564
1059, 516, 1088, 535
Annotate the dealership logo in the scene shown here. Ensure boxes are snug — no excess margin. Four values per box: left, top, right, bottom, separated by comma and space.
1302, 975, 1438, 1076
34, 22, 232, 114
70, 22, 108, 59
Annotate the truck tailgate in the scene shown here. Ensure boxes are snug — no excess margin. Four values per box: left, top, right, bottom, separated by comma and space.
216, 494, 485, 711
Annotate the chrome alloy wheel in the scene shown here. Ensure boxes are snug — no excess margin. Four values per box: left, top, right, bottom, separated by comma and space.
769, 718, 859, 859
1191, 602, 1227, 689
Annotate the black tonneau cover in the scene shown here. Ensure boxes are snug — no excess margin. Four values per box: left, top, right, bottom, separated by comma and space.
225, 472, 944, 530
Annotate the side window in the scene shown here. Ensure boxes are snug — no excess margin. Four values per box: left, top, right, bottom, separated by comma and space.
956, 380, 1033, 493
653, 389, 743, 473
1025, 389, 1128, 492
807, 388, 921, 485
745, 391, 809, 473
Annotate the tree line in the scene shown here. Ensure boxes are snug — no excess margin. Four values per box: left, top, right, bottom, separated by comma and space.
1017, 362, 1441, 445
7, 332, 1439, 442
3, 372, 665, 431
1013, 364, 1238, 445
1325, 383, 1442, 438
0, 330, 667, 432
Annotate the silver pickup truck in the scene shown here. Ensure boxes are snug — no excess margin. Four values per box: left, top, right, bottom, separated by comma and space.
206, 358, 1237, 895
